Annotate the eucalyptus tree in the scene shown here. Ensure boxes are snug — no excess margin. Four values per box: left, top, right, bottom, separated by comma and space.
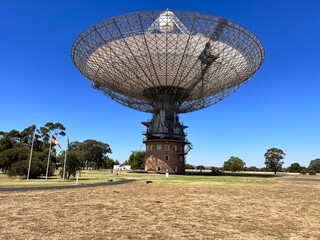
39, 122, 66, 148
308, 158, 320, 173
0, 132, 13, 153
82, 139, 112, 169
58, 150, 83, 179
20, 125, 37, 146
223, 156, 246, 172
264, 148, 285, 174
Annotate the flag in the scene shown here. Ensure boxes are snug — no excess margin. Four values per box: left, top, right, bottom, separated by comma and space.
52, 136, 61, 148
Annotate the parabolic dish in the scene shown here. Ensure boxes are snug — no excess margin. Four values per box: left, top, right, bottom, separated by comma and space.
71, 10, 264, 113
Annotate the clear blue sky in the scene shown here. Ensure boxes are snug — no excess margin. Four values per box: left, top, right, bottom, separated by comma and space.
1, 0, 320, 168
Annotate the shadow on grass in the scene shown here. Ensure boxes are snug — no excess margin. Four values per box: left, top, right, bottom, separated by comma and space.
186, 171, 277, 178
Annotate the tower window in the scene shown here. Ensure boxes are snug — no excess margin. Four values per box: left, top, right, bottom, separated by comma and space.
165, 145, 169, 151
172, 145, 177, 151
150, 145, 154, 151
165, 155, 170, 161
157, 145, 162, 151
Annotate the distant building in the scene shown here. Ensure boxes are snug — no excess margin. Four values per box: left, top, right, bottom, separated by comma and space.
113, 165, 131, 171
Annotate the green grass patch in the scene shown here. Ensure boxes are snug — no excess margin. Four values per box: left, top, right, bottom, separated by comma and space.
123, 172, 279, 188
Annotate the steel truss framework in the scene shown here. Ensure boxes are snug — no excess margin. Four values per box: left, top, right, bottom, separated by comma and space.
71, 10, 264, 114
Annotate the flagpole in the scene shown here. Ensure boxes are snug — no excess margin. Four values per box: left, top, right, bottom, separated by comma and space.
45, 134, 53, 181
27, 132, 35, 180
63, 136, 68, 180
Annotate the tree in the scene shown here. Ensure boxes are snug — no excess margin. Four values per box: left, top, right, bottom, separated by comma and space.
0, 124, 67, 176
308, 158, 320, 173
287, 163, 303, 173
196, 165, 205, 170
103, 157, 118, 169
59, 150, 83, 179
82, 139, 112, 169
264, 148, 285, 174
65, 139, 112, 170
0, 147, 30, 173
128, 152, 145, 170
185, 164, 194, 169
0, 147, 51, 177
223, 156, 246, 172
0, 133, 13, 153
39, 122, 66, 149
20, 125, 37, 146
0, 129, 21, 149
68, 141, 82, 151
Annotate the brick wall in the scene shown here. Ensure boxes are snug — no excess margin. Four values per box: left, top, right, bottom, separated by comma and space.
144, 140, 186, 174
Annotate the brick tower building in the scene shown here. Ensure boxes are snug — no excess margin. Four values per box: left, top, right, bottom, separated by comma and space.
142, 105, 192, 174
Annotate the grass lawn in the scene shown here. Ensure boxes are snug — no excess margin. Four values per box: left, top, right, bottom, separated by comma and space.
0, 172, 320, 239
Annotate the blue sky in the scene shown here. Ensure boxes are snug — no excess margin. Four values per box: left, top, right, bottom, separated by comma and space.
1, 0, 319, 167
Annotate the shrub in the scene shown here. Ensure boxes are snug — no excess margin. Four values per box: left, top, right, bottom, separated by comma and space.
300, 170, 307, 175
247, 166, 260, 172
288, 163, 302, 173
211, 169, 222, 176
0, 147, 30, 173
308, 169, 317, 175
9, 159, 48, 178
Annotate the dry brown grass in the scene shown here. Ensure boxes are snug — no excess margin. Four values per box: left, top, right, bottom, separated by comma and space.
0, 175, 320, 240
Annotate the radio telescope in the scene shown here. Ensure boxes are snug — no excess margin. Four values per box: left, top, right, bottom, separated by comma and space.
71, 10, 264, 174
